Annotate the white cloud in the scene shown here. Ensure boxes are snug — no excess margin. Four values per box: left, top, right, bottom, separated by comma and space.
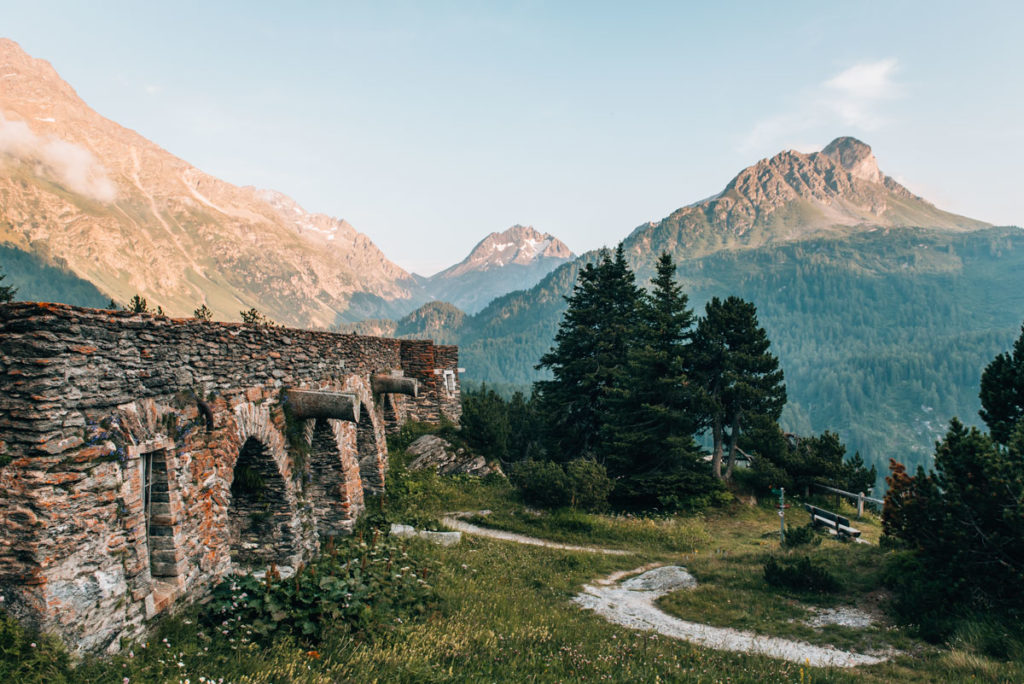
823, 58, 899, 128
740, 58, 902, 153
0, 116, 118, 202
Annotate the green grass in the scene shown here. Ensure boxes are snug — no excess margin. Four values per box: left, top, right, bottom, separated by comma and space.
5, 463, 1024, 683
465, 508, 712, 556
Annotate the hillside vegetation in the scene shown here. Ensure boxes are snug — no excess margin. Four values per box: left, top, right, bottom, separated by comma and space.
456, 226, 1024, 477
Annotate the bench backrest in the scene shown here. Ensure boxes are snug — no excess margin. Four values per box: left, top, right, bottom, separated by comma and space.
803, 504, 851, 528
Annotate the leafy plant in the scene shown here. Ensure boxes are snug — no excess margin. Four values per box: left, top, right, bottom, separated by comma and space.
203, 530, 438, 645
782, 523, 821, 548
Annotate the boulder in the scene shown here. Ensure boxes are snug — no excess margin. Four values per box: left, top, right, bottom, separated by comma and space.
405, 434, 503, 477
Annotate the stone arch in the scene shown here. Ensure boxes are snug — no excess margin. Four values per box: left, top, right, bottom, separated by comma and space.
338, 374, 388, 496
306, 419, 364, 537
229, 402, 303, 569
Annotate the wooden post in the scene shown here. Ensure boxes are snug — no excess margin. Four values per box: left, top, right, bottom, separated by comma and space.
857, 492, 864, 518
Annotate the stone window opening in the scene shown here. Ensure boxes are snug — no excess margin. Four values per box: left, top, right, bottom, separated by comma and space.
135, 444, 185, 612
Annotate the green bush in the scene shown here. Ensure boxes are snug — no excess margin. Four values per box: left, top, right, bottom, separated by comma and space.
763, 555, 839, 593
783, 523, 822, 548
510, 460, 569, 508
203, 529, 438, 645
510, 459, 612, 511
564, 459, 613, 511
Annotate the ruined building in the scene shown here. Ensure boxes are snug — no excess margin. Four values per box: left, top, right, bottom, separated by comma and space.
0, 302, 461, 653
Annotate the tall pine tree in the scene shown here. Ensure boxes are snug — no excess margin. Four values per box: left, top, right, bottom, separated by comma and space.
979, 323, 1024, 444
602, 253, 714, 508
693, 296, 786, 480
535, 244, 641, 462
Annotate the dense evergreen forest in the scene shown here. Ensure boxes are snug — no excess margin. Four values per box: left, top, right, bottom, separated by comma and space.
457, 227, 1024, 481
0, 245, 109, 308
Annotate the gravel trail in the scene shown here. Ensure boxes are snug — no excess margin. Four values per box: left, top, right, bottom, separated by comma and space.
446, 512, 891, 669
439, 515, 630, 555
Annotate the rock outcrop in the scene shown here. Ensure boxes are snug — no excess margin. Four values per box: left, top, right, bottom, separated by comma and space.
405, 434, 502, 477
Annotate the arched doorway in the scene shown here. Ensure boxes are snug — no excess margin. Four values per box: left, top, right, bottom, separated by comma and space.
308, 419, 363, 537
227, 437, 296, 568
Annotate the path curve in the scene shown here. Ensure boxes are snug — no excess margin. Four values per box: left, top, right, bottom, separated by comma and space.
575, 566, 885, 668
445, 512, 890, 669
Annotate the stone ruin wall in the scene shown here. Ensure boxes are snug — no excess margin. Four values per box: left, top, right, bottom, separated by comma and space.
0, 302, 462, 653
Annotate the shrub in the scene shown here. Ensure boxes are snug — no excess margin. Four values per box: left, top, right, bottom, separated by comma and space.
564, 459, 613, 511
203, 530, 438, 644
763, 555, 839, 593
510, 459, 612, 511
510, 460, 569, 509
783, 523, 821, 548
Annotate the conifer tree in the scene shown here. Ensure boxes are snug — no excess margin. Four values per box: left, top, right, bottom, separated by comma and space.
603, 253, 713, 507
979, 323, 1024, 443
693, 296, 786, 480
535, 244, 641, 462
0, 269, 16, 303
193, 303, 214, 321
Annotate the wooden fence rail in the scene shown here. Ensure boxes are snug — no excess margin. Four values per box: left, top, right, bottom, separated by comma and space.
813, 484, 884, 517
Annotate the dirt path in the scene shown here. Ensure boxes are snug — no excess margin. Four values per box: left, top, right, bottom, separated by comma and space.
439, 515, 630, 555
446, 513, 890, 669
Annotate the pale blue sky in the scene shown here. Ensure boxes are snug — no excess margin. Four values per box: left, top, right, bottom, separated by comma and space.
3, 1, 1022, 274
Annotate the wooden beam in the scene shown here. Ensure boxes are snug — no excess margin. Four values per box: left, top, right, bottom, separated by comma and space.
371, 374, 418, 397
286, 389, 360, 422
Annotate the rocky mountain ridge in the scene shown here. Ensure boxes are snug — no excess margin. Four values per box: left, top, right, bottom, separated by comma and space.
624, 136, 989, 264
0, 38, 420, 327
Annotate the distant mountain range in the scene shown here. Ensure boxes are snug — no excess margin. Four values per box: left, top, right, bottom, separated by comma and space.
397, 137, 1022, 480
0, 39, 570, 324
3, 37, 1023, 481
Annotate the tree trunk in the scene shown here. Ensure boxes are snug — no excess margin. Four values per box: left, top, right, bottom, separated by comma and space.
711, 413, 724, 479
725, 413, 740, 480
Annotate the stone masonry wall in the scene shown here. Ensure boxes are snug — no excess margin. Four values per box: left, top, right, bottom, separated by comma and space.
0, 302, 460, 653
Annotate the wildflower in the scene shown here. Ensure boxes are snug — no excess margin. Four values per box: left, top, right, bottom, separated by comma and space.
30, 642, 36, 648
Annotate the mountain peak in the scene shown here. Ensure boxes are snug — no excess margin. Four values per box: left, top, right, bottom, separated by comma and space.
628, 136, 989, 260
422, 225, 575, 313
820, 136, 882, 183
451, 225, 573, 274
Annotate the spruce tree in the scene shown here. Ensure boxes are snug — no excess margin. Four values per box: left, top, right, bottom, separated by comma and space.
603, 253, 712, 508
535, 244, 641, 462
0, 269, 16, 303
979, 323, 1024, 444
693, 296, 786, 480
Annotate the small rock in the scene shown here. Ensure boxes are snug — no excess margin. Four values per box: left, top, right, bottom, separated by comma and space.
621, 566, 697, 593
417, 530, 461, 546
390, 523, 416, 538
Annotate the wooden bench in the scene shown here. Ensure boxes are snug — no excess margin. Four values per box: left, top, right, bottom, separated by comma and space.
803, 504, 861, 539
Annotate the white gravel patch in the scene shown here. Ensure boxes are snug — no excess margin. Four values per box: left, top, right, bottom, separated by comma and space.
805, 607, 877, 629
574, 566, 887, 669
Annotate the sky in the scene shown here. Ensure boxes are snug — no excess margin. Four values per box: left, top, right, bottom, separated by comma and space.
2, 1, 1022, 275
